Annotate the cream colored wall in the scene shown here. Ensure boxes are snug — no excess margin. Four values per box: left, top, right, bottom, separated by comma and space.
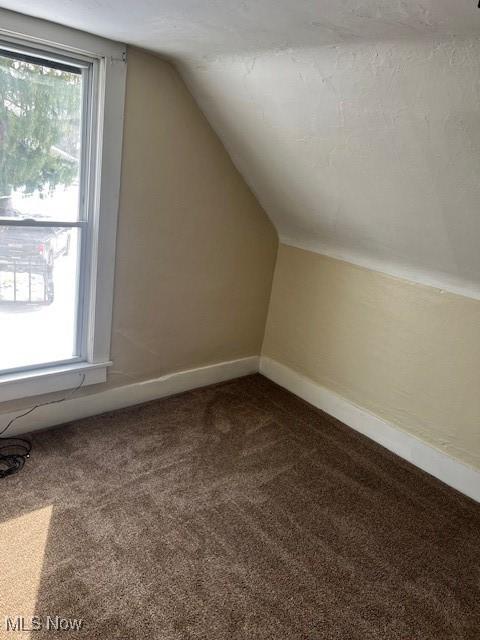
0, 47, 277, 415
262, 244, 480, 470
109, 47, 277, 386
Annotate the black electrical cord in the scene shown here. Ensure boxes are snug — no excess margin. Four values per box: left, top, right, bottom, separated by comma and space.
0, 438, 32, 479
0, 373, 86, 479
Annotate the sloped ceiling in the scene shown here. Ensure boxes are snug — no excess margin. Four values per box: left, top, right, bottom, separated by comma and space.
2, 1, 480, 296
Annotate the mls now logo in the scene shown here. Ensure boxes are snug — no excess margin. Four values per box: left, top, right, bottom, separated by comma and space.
4, 616, 84, 632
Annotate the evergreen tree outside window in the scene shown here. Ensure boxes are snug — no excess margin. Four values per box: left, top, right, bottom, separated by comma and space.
0, 51, 82, 218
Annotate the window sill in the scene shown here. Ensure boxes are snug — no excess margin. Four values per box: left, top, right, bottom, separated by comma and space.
0, 361, 111, 404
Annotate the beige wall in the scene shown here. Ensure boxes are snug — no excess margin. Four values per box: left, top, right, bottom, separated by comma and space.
109, 48, 277, 386
0, 47, 277, 414
262, 244, 480, 470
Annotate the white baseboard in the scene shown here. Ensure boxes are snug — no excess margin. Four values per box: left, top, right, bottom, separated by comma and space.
1, 356, 260, 437
260, 356, 480, 503
4, 352, 478, 503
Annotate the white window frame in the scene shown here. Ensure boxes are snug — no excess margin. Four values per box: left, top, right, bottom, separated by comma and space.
0, 8, 127, 402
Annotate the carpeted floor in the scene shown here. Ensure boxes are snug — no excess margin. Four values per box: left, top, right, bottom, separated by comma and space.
0, 374, 479, 639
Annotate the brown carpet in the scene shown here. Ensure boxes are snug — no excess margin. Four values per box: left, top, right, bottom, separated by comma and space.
0, 374, 479, 639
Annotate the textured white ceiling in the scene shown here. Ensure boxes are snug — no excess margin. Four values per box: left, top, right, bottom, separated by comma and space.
1, 1, 479, 60
182, 37, 480, 297
2, 1, 480, 296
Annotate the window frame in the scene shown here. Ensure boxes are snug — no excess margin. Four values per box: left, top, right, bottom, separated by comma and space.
0, 8, 127, 402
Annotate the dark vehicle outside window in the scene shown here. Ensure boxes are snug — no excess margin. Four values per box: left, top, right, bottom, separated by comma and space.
0, 214, 71, 304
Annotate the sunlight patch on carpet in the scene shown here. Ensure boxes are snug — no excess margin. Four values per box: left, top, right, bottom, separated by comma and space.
0, 505, 53, 638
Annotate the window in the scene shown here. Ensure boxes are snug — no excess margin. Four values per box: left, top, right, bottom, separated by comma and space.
1, 48, 85, 372
0, 11, 126, 401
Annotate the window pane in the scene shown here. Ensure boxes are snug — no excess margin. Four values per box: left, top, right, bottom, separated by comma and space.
0, 226, 81, 371
0, 51, 83, 222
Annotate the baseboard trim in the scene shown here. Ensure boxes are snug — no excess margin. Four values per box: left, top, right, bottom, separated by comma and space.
4, 353, 479, 503
260, 356, 480, 503
1, 356, 260, 437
